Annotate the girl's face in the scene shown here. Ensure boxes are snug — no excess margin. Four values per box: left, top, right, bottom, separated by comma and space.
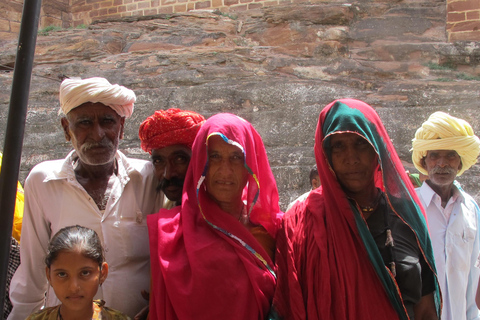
46, 250, 108, 315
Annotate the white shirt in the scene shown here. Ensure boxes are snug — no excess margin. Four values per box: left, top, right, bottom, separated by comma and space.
416, 182, 480, 320
285, 190, 311, 212
8, 151, 163, 319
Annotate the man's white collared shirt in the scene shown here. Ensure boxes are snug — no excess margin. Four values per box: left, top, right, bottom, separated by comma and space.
416, 182, 480, 320
8, 151, 163, 319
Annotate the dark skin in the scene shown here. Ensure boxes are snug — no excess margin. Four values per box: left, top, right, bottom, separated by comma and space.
61, 102, 125, 209
421, 149, 462, 208
330, 133, 438, 320
476, 278, 480, 309
205, 135, 249, 219
329, 133, 379, 219
151, 145, 191, 206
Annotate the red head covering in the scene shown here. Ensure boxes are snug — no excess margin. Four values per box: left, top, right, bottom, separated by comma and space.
138, 108, 205, 153
147, 113, 283, 319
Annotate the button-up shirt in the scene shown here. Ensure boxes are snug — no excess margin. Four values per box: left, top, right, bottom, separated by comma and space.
8, 151, 162, 319
416, 182, 480, 320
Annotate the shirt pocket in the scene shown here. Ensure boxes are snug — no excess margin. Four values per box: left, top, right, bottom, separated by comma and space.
450, 223, 476, 271
117, 209, 150, 261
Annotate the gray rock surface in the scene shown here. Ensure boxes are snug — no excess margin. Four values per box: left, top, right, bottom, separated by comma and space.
1, 1, 480, 209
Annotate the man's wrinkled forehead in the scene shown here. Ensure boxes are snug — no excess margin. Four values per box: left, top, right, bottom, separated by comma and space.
65, 102, 121, 119
152, 145, 192, 158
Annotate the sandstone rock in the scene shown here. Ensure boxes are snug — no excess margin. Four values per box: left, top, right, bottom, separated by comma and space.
1, 2, 480, 208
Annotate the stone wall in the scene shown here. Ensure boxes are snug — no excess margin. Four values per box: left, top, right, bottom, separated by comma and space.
69, 0, 304, 27
0, 0, 23, 40
1, 2, 480, 209
41, 0, 70, 29
447, 0, 480, 41
0, 0, 70, 40
1, 0, 480, 43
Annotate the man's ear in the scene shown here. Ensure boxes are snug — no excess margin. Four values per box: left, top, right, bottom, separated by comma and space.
458, 161, 463, 172
119, 117, 125, 140
61, 117, 71, 142
420, 157, 427, 170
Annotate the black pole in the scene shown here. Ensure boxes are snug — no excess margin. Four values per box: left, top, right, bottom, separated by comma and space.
0, 0, 42, 312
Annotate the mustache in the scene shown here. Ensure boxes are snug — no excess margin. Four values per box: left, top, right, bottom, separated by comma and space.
157, 177, 184, 192
81, 139, 114, 152
431, 166, 457, 175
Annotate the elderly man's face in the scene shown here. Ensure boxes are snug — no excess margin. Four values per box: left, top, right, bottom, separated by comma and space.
61, 102, 124, 166
151, 145, 191, 204
422, 150, 462, 188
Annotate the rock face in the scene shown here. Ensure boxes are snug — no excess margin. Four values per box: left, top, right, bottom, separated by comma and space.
1, 1, 480, 209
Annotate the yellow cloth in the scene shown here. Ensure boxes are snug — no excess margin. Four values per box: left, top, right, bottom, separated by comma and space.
26, 300, 131, 320
0, 152, 24, 242
412, 111, 480, 176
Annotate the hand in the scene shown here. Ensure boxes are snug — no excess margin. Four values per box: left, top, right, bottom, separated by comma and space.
134, 305, 149, 320
134, 290, 150, 320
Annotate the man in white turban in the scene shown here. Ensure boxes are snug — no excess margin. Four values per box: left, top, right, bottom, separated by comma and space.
8, 77, 162, 319
412, 111, 480, 320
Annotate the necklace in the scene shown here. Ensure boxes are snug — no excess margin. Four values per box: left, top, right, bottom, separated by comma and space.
360, 190, 382, 213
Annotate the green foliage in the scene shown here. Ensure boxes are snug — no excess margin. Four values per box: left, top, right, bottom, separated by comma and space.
38, 25, 62, 36
424, 62, 457, 71
456, 73, 480, 81
213, 9, 238, 20
38, 24, 87, 36
433, 78, 454, 82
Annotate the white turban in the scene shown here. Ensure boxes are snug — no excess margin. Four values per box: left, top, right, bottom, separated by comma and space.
412, 111, 480, 176
59, 77, 136, 118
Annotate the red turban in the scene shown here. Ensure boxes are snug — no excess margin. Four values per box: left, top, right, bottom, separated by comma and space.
139, 108, 206, 153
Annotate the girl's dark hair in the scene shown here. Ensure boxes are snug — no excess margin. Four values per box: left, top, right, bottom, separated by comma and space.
45, 225, 104, 268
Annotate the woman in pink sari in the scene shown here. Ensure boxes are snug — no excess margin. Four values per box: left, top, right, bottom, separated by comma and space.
147, 113, 283, 320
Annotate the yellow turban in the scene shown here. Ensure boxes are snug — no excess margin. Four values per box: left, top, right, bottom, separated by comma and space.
59, 77, 136, 118
412, 111, 480, 176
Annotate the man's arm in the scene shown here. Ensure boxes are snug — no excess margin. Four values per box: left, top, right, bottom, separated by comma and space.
476, 276, 480, 310
466, 200, 480, 320
8, 173, 51, 320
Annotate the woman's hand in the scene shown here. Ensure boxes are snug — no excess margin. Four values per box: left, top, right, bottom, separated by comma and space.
414, 293, 438, 320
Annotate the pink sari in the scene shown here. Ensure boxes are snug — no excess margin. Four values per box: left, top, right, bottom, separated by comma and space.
148, 113, 283, 320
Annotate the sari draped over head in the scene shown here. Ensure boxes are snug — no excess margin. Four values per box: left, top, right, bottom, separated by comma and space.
148, 113, 283, 320
272, 99, 441, 320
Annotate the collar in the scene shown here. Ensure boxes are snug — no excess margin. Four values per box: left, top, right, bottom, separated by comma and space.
43, 150, 139, 184
418, 180, 465, 206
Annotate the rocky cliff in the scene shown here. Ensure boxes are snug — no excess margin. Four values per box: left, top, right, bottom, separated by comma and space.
1, 1, 480, 209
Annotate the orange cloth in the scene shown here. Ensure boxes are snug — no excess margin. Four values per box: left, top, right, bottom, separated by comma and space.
249, 225, 276, 261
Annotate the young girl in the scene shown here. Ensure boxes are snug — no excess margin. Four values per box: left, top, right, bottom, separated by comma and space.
27, 225, 130, 320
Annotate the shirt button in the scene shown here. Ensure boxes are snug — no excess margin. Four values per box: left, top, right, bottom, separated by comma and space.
136, 211, 143, 223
